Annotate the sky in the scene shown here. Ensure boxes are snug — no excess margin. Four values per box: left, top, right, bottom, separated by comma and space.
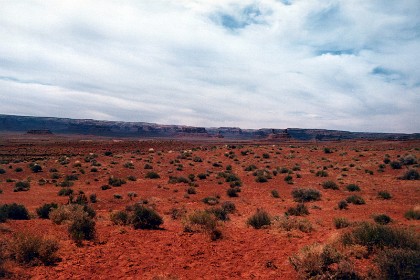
0, 0, 419, 133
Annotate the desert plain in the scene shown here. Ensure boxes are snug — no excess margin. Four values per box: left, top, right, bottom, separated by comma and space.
0, 134, 419, 279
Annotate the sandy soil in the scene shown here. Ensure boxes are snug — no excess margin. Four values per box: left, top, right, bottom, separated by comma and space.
0, 135, 419, 279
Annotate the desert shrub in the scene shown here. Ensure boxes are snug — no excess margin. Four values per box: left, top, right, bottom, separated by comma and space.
221, 201, 236, 213
373, 214, 392, 225
289, 243, 359, 280
375, 248, 420, 280
390, 161, 402, 169
271, 190, 280, 198
58, 180, 74, 187
0, 203, 30, 220
49, 204, 95, 225
36, 203, 58, 219
10, 232, 59, 265
145, 171, 160, 179
255, 175, 269, 183
247, 209, 271, 229
0, 168, 5, 174
15, 167, 23, 172
346, 195, 365, 205
127, 175, 137, 181
286, 203, 309, 216
104, 151, 113, 156
226, 187, 239, 197
14, 181, 30, 192
123, 162, 134, 169
284, 175, 293, 184
275, 216, 313, 233
400, 154, 417, 165
71, 192, 88, 205
68, 212, 96, 242
324, 147, 332, 154
168, 176, 189, 184
113, 194, 123, 199
322, 180, 338, 190
144, 163, 153, 169
101, 185, 111, 190
58, 188, 73, 196
127, 192, 138, 200
338, 200, 348, 210
202, 196, 219, 205
193, 156, 203, 162
89, 193, 97, 203
197, 173, 207, 180
185, 210, 219, 240
341, 222, 419, 253
400, 169, 419, 180
30, 164, 43, 173
378, 191, 392, 200
292, 188, 321, 202
65, 174, 79, 181
186, 186, 196, 195
334, 217, 350, 229
206, 207, 229, 221
131, 205, 163, 229
346, 184, 361, 192
244, 164, 257, 171
404, 208, 420, 220
108, 176, 126, 186
315, 170, 328, 177
110, 211, 130, 225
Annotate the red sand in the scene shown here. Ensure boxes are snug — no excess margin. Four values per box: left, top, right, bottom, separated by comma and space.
0, 135, 419, 279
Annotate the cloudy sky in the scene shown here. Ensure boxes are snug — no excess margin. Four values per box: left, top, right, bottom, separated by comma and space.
0, 0, 419, 133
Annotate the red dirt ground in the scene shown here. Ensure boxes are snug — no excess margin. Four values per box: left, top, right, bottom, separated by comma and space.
0, 134, 419, 279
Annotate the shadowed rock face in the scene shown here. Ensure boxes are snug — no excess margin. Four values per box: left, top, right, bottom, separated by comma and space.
0, 114, 418, 140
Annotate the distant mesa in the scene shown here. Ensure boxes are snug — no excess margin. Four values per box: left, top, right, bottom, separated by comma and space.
26, 129, 53, 135
0, 114, 418, 141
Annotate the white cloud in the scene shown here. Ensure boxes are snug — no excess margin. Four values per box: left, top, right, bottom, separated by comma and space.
0, 0, 419, 132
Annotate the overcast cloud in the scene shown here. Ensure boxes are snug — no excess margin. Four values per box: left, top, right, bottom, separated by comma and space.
0, 0, 419, 132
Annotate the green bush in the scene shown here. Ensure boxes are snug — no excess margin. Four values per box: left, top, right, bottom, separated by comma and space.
346, 195, 365, 205
247, 209, 271, 229
373, 214, 392, 225
221, 201, 236, 213
68, 213, 96, 242
108, 176, 126, 186
36, 203, 58, 219
378, 191, 392, 200
315, 170, 328, 177
0, 203, 30, 220
334, 217, 350, 229
0, 168, 5, 174
110, 211, 130, 225
271, 190, 280, 198
10, 232, 59, 265
30, 164, 43, 173
400, 169, 419, 180
346, 184, 361, 192
227, 187, 239, 197
338, 200, 348, 210
145, 172, 160, 179
286, 203, 309, 216
292, 188, 321, 202
322, 181, 339, 190
197, 173, 207, 180
341, 222, 419, 253
390, 161, 402, 169
14, 181, 30, 192
375, 248, 420, 280
58, 188, 73, 196
131, 205, 163, 229
404, 208, 420, 220
202, 196, 219, 205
